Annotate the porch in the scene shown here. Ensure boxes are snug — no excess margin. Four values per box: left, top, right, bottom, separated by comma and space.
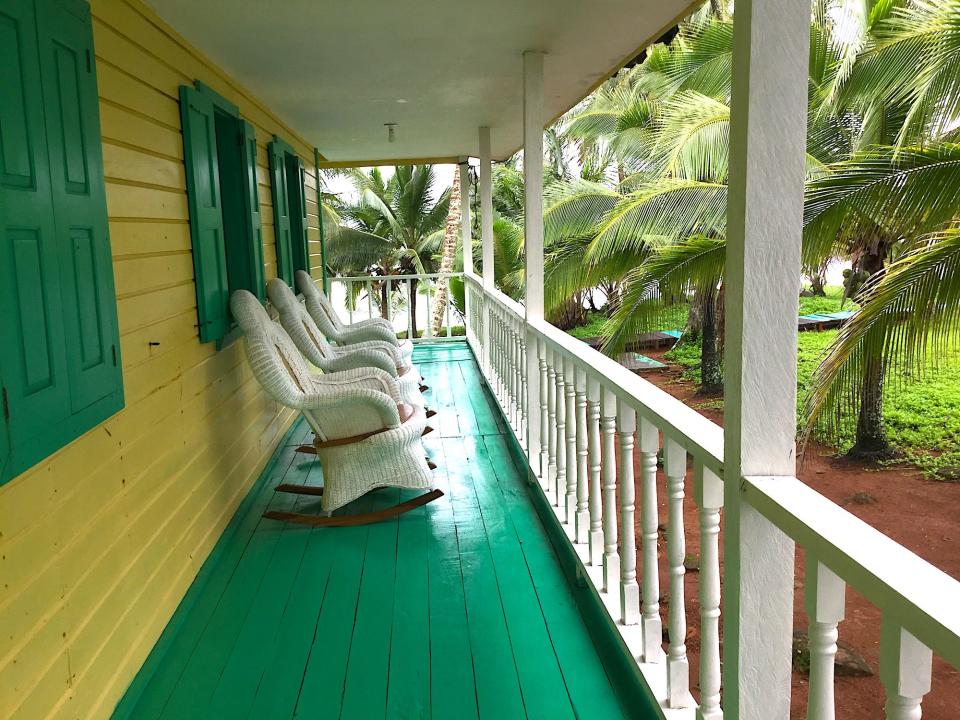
113, 343, 645, 720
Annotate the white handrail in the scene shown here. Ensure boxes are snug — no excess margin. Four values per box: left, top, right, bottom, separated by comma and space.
744, 474, 960, 668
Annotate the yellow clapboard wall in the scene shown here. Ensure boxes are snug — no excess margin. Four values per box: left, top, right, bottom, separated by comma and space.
0, 1, 327, 717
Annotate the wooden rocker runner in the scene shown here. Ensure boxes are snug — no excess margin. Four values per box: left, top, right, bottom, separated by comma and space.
231, 290, 441, 527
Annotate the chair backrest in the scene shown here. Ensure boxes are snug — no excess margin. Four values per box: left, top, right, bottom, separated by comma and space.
296, 270, 344, 334
230, 289, 318, 410
267, 278, 334, 368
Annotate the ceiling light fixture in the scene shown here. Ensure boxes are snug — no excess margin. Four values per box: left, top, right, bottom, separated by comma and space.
385, 122, 397, 143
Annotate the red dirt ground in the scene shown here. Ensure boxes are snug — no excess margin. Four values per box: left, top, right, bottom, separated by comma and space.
632, 357, 960, 719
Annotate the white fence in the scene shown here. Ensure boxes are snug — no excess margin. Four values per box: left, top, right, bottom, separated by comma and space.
463, 272, 960, 720
326, 272, 464, 342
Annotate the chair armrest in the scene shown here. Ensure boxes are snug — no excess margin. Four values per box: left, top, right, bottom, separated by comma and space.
335, 339, 404, 368
311, 366, 402, 404
336, 323, 401, 347
350, 317, 395, 331
298, 387, 401, 439
325, 347, 397, 376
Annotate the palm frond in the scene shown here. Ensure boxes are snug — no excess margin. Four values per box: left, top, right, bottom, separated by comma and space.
802, 226, 960, 443
601, 235, 726, 354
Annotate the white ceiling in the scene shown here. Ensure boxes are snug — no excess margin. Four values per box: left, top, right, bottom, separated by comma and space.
148, 0, 695, 164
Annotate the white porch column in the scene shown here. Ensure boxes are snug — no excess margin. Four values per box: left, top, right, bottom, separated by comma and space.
523, 50, 545, 475
522, 50, 545, 320
460, 160, 473, 274
723, 0, 809, 718
479, 127, 494, 288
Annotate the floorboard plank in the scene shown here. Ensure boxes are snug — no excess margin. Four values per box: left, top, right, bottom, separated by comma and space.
441, 438, 527, 720
340, 488, 401, 720
290, 494, 374, 719
458, 435, 576, 720
482, 433, 626, 719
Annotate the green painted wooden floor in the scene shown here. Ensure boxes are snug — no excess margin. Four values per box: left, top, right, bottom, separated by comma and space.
114, 342, 631, 720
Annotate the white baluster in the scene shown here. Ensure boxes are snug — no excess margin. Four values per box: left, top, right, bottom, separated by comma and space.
639, 417, 663, 664
600, 389, 619, 593
695, 463, 724, 720
425, 282, 433, 338
664, 437, 691, 708
564, 356, 577, 527
347, 279, 354, 324
804, 558, 845, 720
554, 355, 567, 510
547, 348, 558, 504
538, 339, 549, 488
574, 367, 589, 544
881, 622, 932, 720
617, 401, 639, 626
587, 378, 603, 566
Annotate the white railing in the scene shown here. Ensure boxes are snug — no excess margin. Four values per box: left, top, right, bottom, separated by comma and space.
463, 271, 960, 720
327, 272, 464, 342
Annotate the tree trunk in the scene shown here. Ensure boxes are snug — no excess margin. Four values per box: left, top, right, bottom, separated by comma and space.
431, 170, 461, 335
410, 278, 419, 339
808, 272, 827, 296
699, 286, 723, 395
380, 280, 389, 319
848, 246, 891, 459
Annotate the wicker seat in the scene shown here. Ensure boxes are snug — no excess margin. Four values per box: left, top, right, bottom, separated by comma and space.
266, 278, 425, 407
231, 289, 437, 520
295, 270, 415, 366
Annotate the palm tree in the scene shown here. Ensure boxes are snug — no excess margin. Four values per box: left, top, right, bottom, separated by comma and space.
431, 168, 461, 334
543, 0, 960, 454
326, 165, 450, 337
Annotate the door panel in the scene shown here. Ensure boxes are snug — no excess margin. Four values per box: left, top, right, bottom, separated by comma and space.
39, 0, 122, 411
0, 0, 72, 447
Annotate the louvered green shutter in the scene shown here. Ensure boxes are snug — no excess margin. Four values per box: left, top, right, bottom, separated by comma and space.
40, 0, 122, 412
180, 84, 229, 342
269, 139, 294, 285
241, 120, 266, 300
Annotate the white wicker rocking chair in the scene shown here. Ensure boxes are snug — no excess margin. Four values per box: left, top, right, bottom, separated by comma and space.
231, 289, 441, 525
295, 271, 421, 386
266, 279, 432, 414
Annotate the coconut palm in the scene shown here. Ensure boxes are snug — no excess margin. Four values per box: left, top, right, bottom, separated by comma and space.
545, 0, 960, 453
326, 165, 451, 336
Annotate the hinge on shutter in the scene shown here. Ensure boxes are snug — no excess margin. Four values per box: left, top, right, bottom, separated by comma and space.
86, 49, 92, 73
2, 387, 9, 420
111, 345, 117, 367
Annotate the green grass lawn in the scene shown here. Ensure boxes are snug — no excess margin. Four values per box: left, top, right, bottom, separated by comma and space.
663, 330, 960, 475
566, 286, 959, 475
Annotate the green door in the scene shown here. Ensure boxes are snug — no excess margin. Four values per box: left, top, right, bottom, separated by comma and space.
180, 84, 229, 342
38, 0, 121, 412
269, 139, 294, 285
0, 0, 72, 446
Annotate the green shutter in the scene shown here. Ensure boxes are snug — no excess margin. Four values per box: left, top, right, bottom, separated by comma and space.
180, 84, 229, 342
0, 0, 123, 484
269, 138, 294, 285
39, 0, 122, 411
241, 120, 265, 300
0, 0, 72, 451
292, 156, 310, 274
